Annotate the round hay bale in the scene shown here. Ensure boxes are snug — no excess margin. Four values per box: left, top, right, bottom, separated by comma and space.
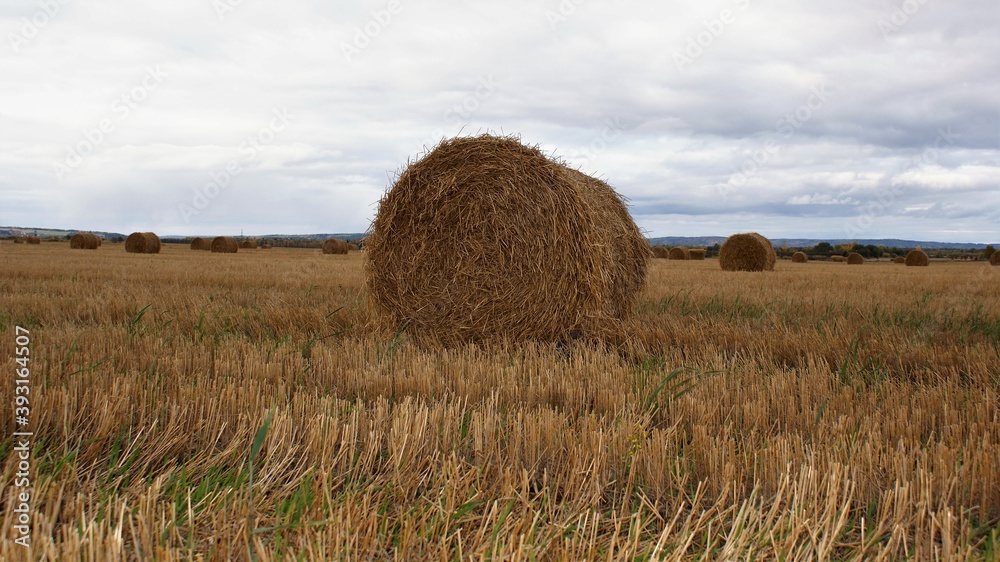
847, 252, 864, 265
70, 232, 99, 250
904, 249, 929, 267
831, 255, 847, 262
191, 237, 211, 251
125, 232, 160, 254
261, 244, 272, 250
791, 251, 808, 263
365, 133, 648, 345
211, 236, 238, 253
347, 243, 359, 251
322, 239, 349, 255
13, 238, 24, 244
988, 250, 1000, 265
239, 239, 256, 249
893, 256, 905, 264
651, 245, 669, 259
688, 248, 706, 260
26, 236, 41, 245
667, 247, 690, 260
718, 232, 776, 272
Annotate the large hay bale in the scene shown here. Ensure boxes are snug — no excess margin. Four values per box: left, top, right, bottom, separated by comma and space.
211, 236, 238, 253
688, 248, 706, 260
651, 245, 669, 259
365, 134, 648, 345
791, 251, 808, 263
70, 232, 99, 250
831, 255, 847, 262
191, 237, 211, 251
718, 232, 776, 272
26, 236, 41, 245
667, 247, 690, 260
893, 256, 905, 264
847, 252, 864, 265
322, 239, 349, 255
990, 250, 1000, 266
125, 232, 161, 254
904, 249, 929, 267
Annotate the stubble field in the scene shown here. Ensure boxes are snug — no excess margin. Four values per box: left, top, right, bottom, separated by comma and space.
1, 242, 998, 560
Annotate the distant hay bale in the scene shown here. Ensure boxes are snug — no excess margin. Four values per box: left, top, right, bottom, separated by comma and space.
991, 250, 1000, 266
125, 232, 161, 254
718, 232, 776, 272
365, 133, 649, 345
667, 247, 690, 260
688, 248, 706, 260
652, 245, 669, 259
191, 237, 211, 251
831, 255, 847, 262
70, 232, 99, 250
904, 249, 929, 267
13, 238, 24, 244
347, 243, 359, 251
239, 239, 256, 249
893, 256, 905, 263
211, 236, 238, 253
26, 236, 41, 245
322, 239, 349, 255
847, 252, 864, 265
791, 251, 808, 263
261, 244, 272, 249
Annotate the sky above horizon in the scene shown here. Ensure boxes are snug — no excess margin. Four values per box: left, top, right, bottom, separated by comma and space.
2, 0, 997, 242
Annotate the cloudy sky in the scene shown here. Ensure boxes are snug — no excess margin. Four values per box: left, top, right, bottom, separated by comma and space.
2, 0, 997, 242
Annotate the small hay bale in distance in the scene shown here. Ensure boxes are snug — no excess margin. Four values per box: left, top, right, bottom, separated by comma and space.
347, 243, 359, 251
13, 238, 24, 244
70, 232, 99, 250
904, 249, 929, 267
688, 248, 706, 260
239, 239, 256, 249
26, 236, 41, 245
322, 239, 349, 255
364, 133, 649, 345
893, 256, 905, 263
718, 232, 776, 272
990, 250, 1000, 266
831, 255, 847, 262
124, 232, 161, 254
791, 251, 808, 263
191, 237, 211, 251
211, 236, 238, 253
667, 247, 690, 260
847, 252, 864, 265
652, 245, 669, 259
261, 244, 272, 249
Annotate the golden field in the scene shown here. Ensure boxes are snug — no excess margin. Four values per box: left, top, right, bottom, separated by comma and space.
1, 242, 998, 560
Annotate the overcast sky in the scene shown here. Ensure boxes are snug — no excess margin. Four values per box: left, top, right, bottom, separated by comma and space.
1, 0, 997, 242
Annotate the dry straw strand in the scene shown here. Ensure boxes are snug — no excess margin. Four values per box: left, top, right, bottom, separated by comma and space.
322, 239, 349, 255
364, 133, 648, 345
667, 247, 690, 260
718, 232, 776, 272
791, 251, 808, 263
847, 252, 864, 265
904, 249, 929, 267
211, 236, 239, 253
